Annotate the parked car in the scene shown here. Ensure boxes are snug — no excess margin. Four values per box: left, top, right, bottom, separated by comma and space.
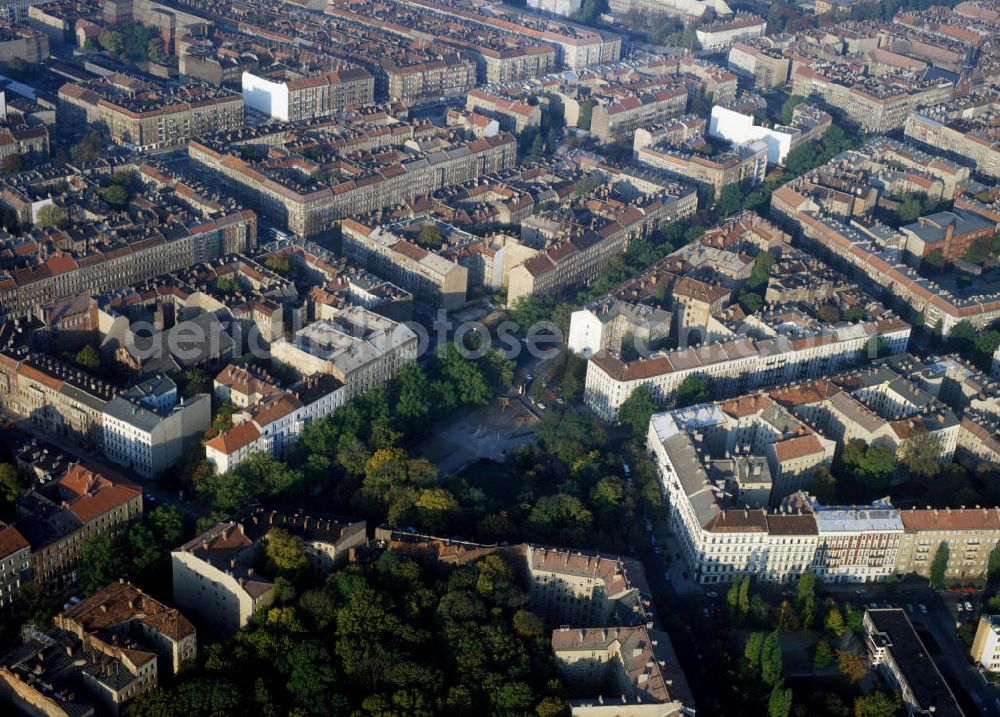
957, 603, 964, 612
965, 601, 974, 612
919, 604, 928, 613
706, 591, 719, 598
653, 546, 663, 555
664, 571, 671, 581
855, 588, 868, 595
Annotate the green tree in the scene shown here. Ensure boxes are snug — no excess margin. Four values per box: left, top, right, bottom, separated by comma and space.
989, 543, 1000, 579
416, 224, 443, 248
813, 639, 835, 669
929, 542, 949, 588
176, 368, 210, 398
0, 153, 23, 174
530, 133, 545, 157
70, 130, 103, 162
536, 696, 571, 717
768, 684, 793, 717
837, 650, 868, 682
266, 528, 308, 575
900, 427, 942, 479
526, 493, 593, 545
36, 204, 68, 229
74, 344, 101, 373
147, 37, 165, 62
212, 401, 235, 433
99, 29, 123, 53
825, 603, 846, 637
577, 100, 595, 130
897, 196, 924, 224
414, 487, 460, 532
747, 251, 775, 293
761, 631, 783, 686
79, 534, 126, 593
148, 506, 184, 547
853, 690, 902, 717
807, 467, 839, 504
126, 523, 160, 574
0, 463, 21, 504
738, 290, 763, 314
264, 254, 291, 274
617, 386, 655, 440
744, 631, 765, 670
716, 184, 743, 217
795, 571, 816, 608
780, 96, 806, 124
441, 344, 491, 406
100, 184, 129, 208
674, 375, 708, 408
395, 364, 431, 422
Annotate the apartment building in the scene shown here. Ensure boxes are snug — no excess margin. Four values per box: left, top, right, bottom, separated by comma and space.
270, 307, 418, 398
772, 182, 1000, 334
636, 141, 768, 199
189, 132, 516, 236
552, 626, 693, 716
15, 463, 142, 590
589, 86, 688, 143
527, 0, 581, 15
341, 220, 469, 311
791, 65, 951, 132
568, 300, 672, 358
647, 408, 823, 585
385, 54, 478, 105
895, 507, 1000, 581
526, 545, 651, 626
905, 113, 1000, 179
507, 177, 698, 303
242, 67, 375, 122
0, 581, 195, 717
54, 581, 197, 675
465, 88, 541, 133
0, 211, 257, 321
709, 104, 832, 165
58, 75, 244, 152
727, 42, 791, 89
0, 24, 47, 63
0, 0, 33, 22
0, 522, 29, 610
585, 317, 910, 420
972, 615, 1000, 673
102, 378, 211, 480
900, 209, 995, 264
172, 507, 365, 633
607, 0, 732, 19
811, 505, 903, 583
324, 0, 558, 83
865, 609, 963, 717
205, 374, 347, 473
696, 13, 766, 51
0, 350, 118, 448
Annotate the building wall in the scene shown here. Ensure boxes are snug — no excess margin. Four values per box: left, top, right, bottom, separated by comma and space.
171, 550, 272, 634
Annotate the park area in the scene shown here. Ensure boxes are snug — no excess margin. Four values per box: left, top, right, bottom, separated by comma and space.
414, 396, 539, 476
